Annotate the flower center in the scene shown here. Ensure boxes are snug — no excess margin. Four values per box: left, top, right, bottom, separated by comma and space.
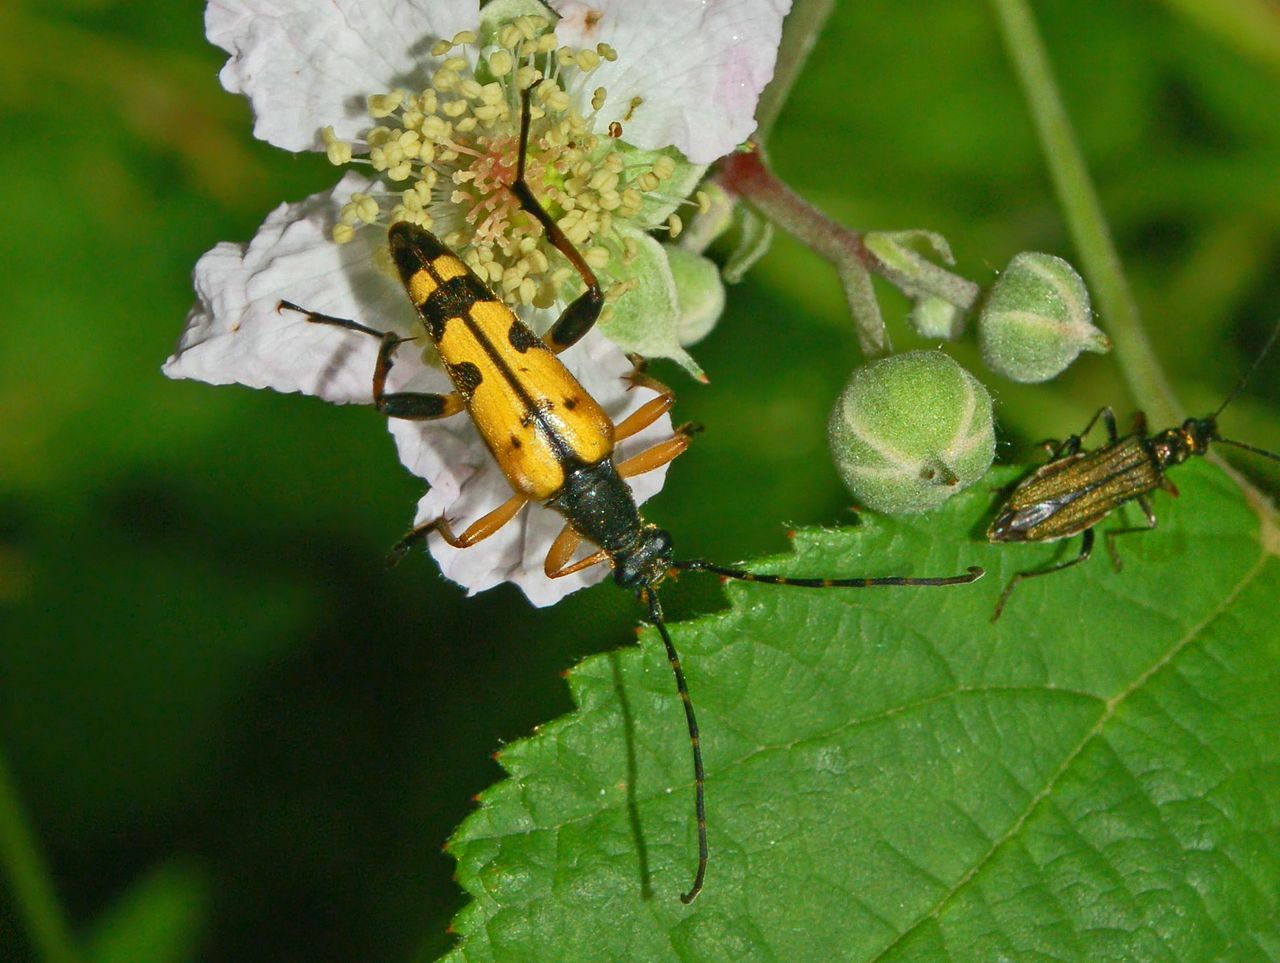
324, 14, 682, 311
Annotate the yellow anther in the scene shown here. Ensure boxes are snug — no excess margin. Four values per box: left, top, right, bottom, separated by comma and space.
536, 33, 557, 54
388, 161, 412, 181
518, 277, 537, 304
653, 155, 676, 180
355, 195, 380, 223
431, 67, 459, 92
589, 170, 619, 192
514, 15, 539, 40
585, 246, 611, 270
498, 25, 522, 49
322, 128, 352, 166
546, 88, 571, 112
591, 87, 607, 112
366, 126, 394, 147
417, 141, 436, 163
479, 82, 504, 105
597, 191, 621, 212
420, 89, 438, 114
620, 188, 643, 213
443, 56, 468, 73
430, 39, 453, 57
528, 249, 550, 274
695, 190, 711, 214
556, 45, 575, 66
450, 189, 469, 205
455, 116, 477, 133
367, 90, 405, 118
666, 213, 683, 238
332, 223, 355, 244
487, 49, 513, 76
459, 78, 482, 100
473, 104, 503, 123
401, 110, 424, 130
597, 43, 618, 61
452, 29, 477, 46
421, 115, 450, 139
515, 65, 541, 91
368, 146, 388, 170
576, 49, 601, 72
603, 152, 624, 174
635, 172, 659, 193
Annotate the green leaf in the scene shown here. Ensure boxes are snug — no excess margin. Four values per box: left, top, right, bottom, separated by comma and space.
443, 460, 1280, 960
88, 862, 209, 963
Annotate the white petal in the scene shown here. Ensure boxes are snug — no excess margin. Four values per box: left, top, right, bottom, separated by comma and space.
549, 0, 791, 164
164, 172, 427, 403
206, 0, 477, 152
389, 330, 674, 607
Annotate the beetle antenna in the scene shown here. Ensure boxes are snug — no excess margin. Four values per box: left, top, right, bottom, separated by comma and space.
1215, 437, 1280, 464
672, 560, 984, 588
644, 588, 707, 904
1212, 317, 1280, 419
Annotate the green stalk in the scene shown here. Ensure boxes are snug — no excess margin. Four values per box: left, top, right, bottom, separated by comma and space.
0, 746, 80, 963
989, 0, 1181, 428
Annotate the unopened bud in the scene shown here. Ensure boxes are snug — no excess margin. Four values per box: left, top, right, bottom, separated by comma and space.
911, 295, 966, 340
828, 351, 995, 515
978, 252, 1109, 383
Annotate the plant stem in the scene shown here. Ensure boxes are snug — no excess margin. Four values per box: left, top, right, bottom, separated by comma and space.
0, 746, 80, 963
718, 149, 888, 357
755, 0, 837, 143
989, 0, 1181, 428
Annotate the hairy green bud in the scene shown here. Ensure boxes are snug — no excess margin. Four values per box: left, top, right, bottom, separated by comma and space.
979, 252, 1109, 383
828, 351, 995, 515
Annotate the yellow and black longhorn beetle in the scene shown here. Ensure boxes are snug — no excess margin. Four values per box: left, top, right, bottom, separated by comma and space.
989, 319, 1280, 621
280, 88, 984, 903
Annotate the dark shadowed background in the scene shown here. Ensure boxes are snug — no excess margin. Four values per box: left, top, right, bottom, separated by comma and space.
1, 0, 1277, 959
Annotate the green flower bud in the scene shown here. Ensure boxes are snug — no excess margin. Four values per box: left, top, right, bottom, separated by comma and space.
910, 295, 966, 340
979, 252, 1110, 383
666, 246, 725, 347
828, 351, 995, 515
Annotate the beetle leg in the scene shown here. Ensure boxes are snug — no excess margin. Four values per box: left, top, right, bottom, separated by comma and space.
614, 393, 675, 443
617, 435, 690, 479
991, 528, 1095, 621
544, 524, 611, 578
507, 90, 604, 355
386, 493, 529, 566
1053, 406, 1119, 459
1104, 495, 1157, 571
278, 300, 465, 420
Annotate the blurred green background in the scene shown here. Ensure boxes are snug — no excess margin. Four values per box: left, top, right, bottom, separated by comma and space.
1, 0, 1277, 960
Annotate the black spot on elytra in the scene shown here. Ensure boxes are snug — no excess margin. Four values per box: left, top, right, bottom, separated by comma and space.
447, 361, 483, 400
507, 320, 543, 353
420, 277, 490, 340
563, 397, 578, 411
510, 435, 523, 450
